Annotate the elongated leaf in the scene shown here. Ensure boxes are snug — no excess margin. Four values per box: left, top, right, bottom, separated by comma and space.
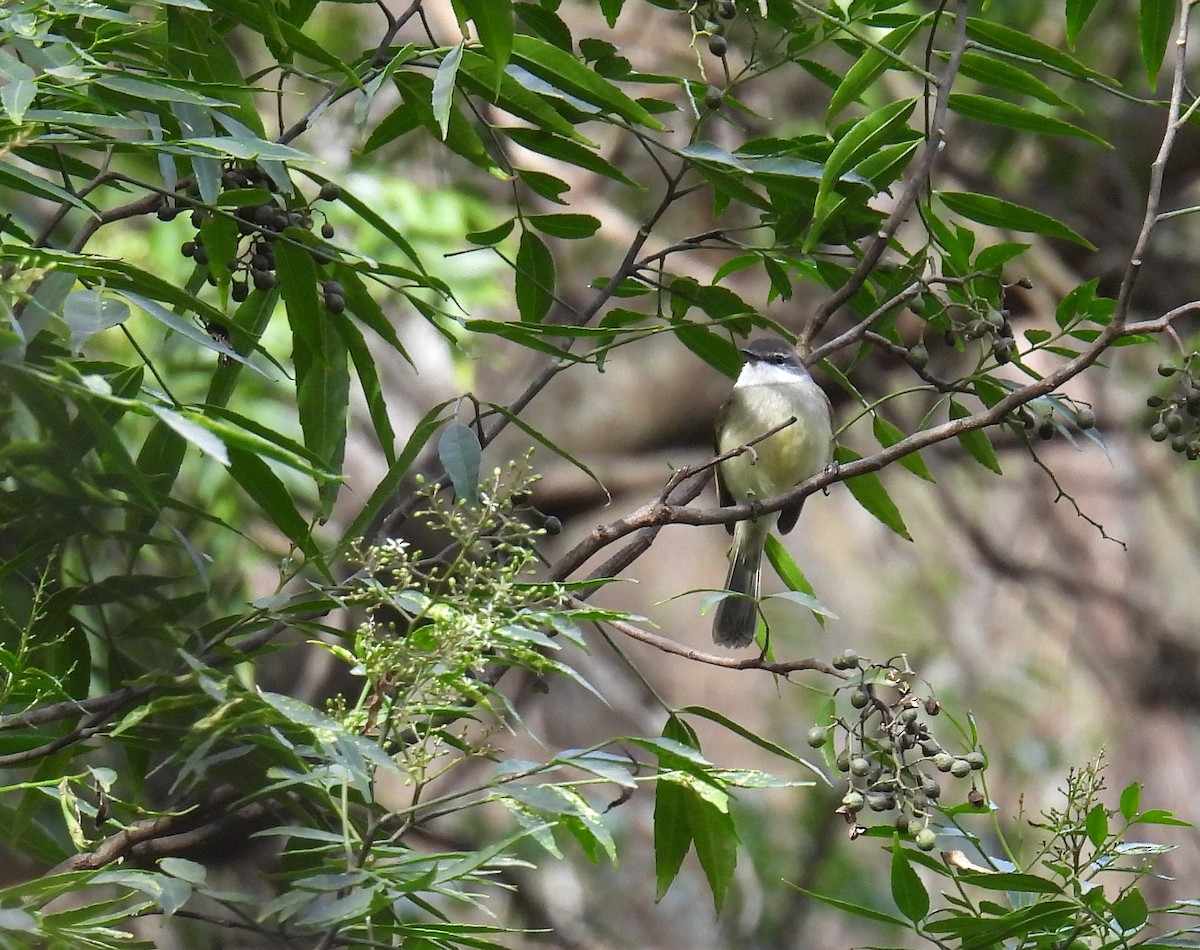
1066, 0, 1103, 48
527, 213, 600, 239
948, 94, 1109, 147
438, 422, 482, 505
482, 400, 606, 495
149, 406, 228, 467
808, 98, 916, 250
949, 399, 1002, 474
453, 0, 513, 69
276, 238, 350, 514
226, 445, 325, 573
343, 399, 456, 543
954, 52, 1075, 110
597, 0, 624, 27
457, 50, 586, 141
433, 41, 464, 140
684, 783, 738, 913
330, 311, 396, 464
937, 191, 1096, 250
679, 704, 829, 781
764, 535, 830, 630
834, 446, 912, 540
786, 883, 909, 928
891, 838, 930, 922
515, 229, 555, 322
965, 18, 1115, 84
827, 17, 925, 123
510, 34, 664, 129
1140, 0, 1175, 86
873, 414, 935, 481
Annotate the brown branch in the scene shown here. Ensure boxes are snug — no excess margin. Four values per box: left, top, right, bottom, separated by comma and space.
551, 315, 1125, 580
568, 599, 844, 678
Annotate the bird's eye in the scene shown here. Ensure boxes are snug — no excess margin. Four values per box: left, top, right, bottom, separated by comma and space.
772, 353, 786, 364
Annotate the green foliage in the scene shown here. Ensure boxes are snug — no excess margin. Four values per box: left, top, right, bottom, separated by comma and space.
800, 757, 1197, 949
2, 0, 1200, 945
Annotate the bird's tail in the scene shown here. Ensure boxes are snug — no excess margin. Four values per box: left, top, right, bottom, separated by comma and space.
712, 520, 767, 648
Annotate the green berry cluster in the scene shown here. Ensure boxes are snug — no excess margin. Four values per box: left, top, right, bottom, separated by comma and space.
1148, 358, 1200, 459
805, 651, 987, 851
163, 164, 342, 307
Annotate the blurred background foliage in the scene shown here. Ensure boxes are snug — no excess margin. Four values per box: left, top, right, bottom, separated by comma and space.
2, 0, 1200, 947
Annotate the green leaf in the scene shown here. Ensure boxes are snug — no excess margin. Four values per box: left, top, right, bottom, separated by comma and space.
965, 18, 1116, 84
227, 445, 324, 573
786, 884, 909, 928
1112, 886, 1149, 931
1066, 0, 1103, 48
149, 406, 228, 467
502, 126, 634, 183
597, 0, 624, 27
1085, 802, 1109, 848
764, 535, 830, 629
510, 34, 665, 129
826, 17, 925, 123
1, 78, 36, 124
438, 422, 482, 506
1140, 0, 1176, 86
891, 838, 930, 922
527, 213, 601, 239
432, 41, 465, 140
949, 399, 1002, 474
481, 401, 607, 496
62, 290, 130, 352
679, 704, 829, 782
457, 49, 586, 141
1119, 782, 1142, 821
953, 871, 1063, 894
653, 773, 692, 902
515, 229, 555, 322
872, 414, 935, 481
330, 312, 396, 464
466, 218, 516, 245
452, 0, 514, 70
937, 191, 1096, 250
808, 98, 917, 250
684, 782, 738, 913
344, 400, 455, 543
834, 446, 912, 540
948, 94, 1110, 148
954, 52, 1075, 110
276, 237, 350, 515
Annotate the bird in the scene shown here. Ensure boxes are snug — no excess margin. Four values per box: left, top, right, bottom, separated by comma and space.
711, 336, 833, 648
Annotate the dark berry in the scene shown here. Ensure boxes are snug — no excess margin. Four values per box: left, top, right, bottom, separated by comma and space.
181, 241, 196, 258
157, 205, 179, 221
190, 209, 208, 227
324, 294, 346, 314
231, 281, 249, 302
717, 0, 736, 18
708, 34, 727, 57
321, 223, 336, 239
252, 270, 276, 291
1158, 360, 1178, 377
319, 181, 341, 202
